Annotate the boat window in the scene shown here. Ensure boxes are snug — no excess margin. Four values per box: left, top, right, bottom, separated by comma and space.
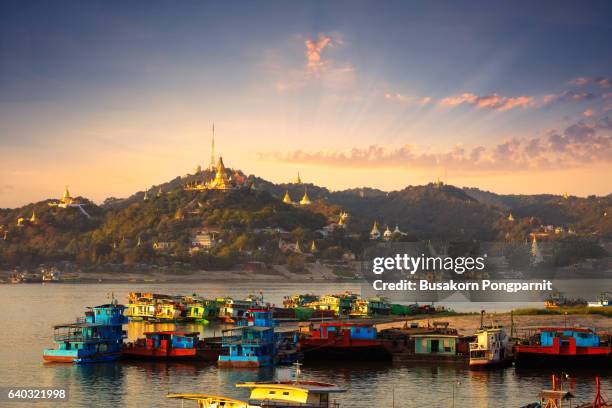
269, 391, 276, 395
283, 392, 289, 396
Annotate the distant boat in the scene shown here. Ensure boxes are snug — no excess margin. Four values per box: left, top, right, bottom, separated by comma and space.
588, 292, 612, 308
514, 327, 612, 367
43, 302, 127, 363
544, 290, 587, 308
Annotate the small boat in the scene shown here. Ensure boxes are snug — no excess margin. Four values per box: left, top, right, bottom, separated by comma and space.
514, 327, 612, 367
349, 297, 391, 318
544, 290, 587, 308
123, 331, 199, 360
168, 365, 345, 407
184, 298, 219, 324
43, 301, 127, 363
299, 322, 392, 361
520, 375, 611, 408
218, 297, 259, 323
469, 326, 513, 369
588, 292, 612, 308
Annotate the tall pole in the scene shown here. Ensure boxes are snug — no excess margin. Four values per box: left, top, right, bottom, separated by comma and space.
210, 123, 216, 170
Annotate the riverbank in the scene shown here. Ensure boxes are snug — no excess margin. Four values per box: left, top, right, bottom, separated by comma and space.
0, 263, 360, 284
374, 312, 612, 335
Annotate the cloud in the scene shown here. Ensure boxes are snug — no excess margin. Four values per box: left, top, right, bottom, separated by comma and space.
439, 92, 534, 112
543, 90, 597, 105
384, 93, 432, 105
257, 120, 612, 173
267, 33, 354, 92
569, 76, 612, 88
583, 109, 594, 117
305, 34, 333, 73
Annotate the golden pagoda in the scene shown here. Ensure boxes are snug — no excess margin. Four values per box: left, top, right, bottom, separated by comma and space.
310, 240, 318, 253
563, 192, 569, 200
61, 185, 74, 206
143, 189, 149, 201
16, 217, 24, 227
338, 211, 349, 227
282, 190, 293, 204
370, 221, 380, 239
29, 211, 37, 224
208, 157, 231, 190
507, 213, 515, 222
383, 225, 393, 240
299, 188, 311, 205
157, 187, 163, 197
294, 240, 302, 254
295, 171, 302, 184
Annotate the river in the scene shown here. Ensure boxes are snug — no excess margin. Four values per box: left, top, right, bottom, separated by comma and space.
0, 282, 609, 407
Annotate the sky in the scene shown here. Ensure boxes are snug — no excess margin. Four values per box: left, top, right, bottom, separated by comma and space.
1, 1, 611, 208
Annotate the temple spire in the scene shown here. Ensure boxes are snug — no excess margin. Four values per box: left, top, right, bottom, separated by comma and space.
299, 188, 311, 205
283, 190, 293, 204
210, 123, 216, 170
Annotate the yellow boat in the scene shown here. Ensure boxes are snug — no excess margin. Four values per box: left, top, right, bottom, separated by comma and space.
125, 302, 156, 321
155, 301, 180, 322
168, 380, 345, 407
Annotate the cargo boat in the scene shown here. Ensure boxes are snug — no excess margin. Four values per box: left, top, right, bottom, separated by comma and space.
218, 309, 300, 368
469, 327, 513, 369
300, 322, 391, 361
43, 302, 127, 363
514, 327, 612, 367
123, 331, 199, 360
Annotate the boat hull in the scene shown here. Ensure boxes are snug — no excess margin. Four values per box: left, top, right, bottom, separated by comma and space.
300, 343, 392, 361
122, 348, 197, 361
514, 351, 611, 368
469, 357, 513, 370
43, 352, 122, 364
218, 355, 273, 368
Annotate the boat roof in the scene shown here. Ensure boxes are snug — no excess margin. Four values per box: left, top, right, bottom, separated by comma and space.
143, 331, 199, 337
222, 326, 271, 332
236, 381, 346, 393
319, 322, 374, 328
537, 327, 594, 333
167, 393, 247, 404
87, 304, 125, 309
411, 334, 459, 338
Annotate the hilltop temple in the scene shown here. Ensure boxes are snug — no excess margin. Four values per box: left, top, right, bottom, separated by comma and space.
185, 125, 248, 192
48, 186, 79, 208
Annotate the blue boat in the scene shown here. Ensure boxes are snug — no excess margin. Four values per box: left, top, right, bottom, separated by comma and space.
43, 301, 127, 364
218, 309, 300, 368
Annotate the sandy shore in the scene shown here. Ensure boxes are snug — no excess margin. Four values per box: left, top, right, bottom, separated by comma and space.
374, 313, 612, 335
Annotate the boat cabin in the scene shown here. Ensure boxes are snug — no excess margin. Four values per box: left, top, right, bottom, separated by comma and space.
237, 381, 345, 407
537, 328, 600, 348
310, 323, 377, 340
143, 331, 199, 349
413, 334, 459, 356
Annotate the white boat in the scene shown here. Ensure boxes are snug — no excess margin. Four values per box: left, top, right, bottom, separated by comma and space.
469, 327, 513, 369
588, 292, 611, 307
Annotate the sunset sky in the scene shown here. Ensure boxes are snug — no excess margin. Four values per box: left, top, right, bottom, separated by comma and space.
1, 1, 611, 207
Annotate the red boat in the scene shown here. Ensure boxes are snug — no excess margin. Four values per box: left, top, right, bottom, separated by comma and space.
300, 322, 391, 361
123, 331, 199, 360
514, 327, 612, 367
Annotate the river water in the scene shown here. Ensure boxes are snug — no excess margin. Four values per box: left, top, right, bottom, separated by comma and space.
0, 283, 609, 407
